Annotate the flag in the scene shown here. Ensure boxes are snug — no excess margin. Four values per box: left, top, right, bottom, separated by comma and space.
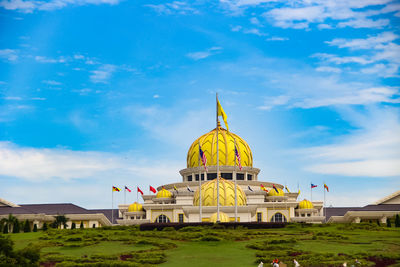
311, 183, 318, 189
112, 186, 121, 192
199, 145, 208, 171
260, 184, 268, 192
217, 98, 229, 130
285, 186, 291, 193
125, 186, 131, 192
187, 185, 194, 192
248, 186, 253, 192
324, 184, 329, 192
298, 189, 301, 195
173, 185, 178, 193
137, 187, 144, 195
150, 186, 156, 194
234, 145, 242, 170
273, 184, 279, 193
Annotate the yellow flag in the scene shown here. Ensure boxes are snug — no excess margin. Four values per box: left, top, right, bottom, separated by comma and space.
285, 186, 291, 193
217, 99, 229, 130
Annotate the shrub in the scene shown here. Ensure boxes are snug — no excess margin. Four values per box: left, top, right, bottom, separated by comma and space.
80, 222, 84, 229
199, 236, 221, 241
12, 219, 20, 233
71, 222, 76, 230
33, 224, 38, 232
3, 225, 8, 234
386, 218, 391, 227
23, 220, 31, 233
42, 222, 48, 231
162, 227, 175, 231
395, 214, 400, 228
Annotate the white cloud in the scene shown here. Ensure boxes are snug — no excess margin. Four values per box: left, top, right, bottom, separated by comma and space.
266, 36, 289, 41
35, 55, 66, 63
315, 66, 342, 73
90, 64, 116, 83
302, 108, 400, 177
326, 32, 399, 50
186, 47, 222, 60
145, 1, 199, 15
337, 18, 389, 28
0, 0, 120, 13
0, 49, 18, 61
243, 28, 266, 36
3, 96, 22, 100
0, 141, 181, 183
42, 80, 62, 85
312, 53, 372, 65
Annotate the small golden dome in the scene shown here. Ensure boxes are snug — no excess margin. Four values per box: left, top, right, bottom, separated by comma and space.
193, 178, 247, 206
268, 187, 285, 196
156, 188, 173, 198
298, 199, 314, 209
128, 202, 143, 212
210, 212, 230, 223
187, 126, 253, 168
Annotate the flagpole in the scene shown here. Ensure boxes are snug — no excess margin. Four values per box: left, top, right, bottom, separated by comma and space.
198, 141, 202, 223
311, 182, 313, 202
137, 187, 138, 202
234, 138, 238, 223
323, 182, 326, 220
124, 186, 126, 205
216, 93, 220, 222
111, 187, 114, 225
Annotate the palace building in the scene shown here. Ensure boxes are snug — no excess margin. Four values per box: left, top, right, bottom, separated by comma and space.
116, 121, 326, 224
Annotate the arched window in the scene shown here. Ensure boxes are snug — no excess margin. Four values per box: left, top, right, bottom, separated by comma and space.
271, 212, 287, 222
155, 214, 170, 223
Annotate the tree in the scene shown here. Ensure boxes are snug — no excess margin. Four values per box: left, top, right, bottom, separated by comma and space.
386, 218, 391, 227
3, 214, 16, 233
80, 221, 84, 229
42, 223, 48, 231
12, 219, 20, 233
52, 215, 68, 229
395, 214, 400, 228
23, 220, 31, 233
377, 220, 380, 226
33, 224, 38, 232
71, 222, 76, 229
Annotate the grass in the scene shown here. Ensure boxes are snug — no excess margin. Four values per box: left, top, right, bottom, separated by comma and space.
3, 223, 400, 266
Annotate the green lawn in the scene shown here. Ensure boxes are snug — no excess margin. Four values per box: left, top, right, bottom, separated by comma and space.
3, 223, 400, 266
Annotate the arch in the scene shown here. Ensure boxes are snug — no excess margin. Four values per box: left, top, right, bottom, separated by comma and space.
270, 212, 287, 223
155, 214, 171, 223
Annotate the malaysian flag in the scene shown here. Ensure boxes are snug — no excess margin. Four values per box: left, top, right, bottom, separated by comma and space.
234, 145, 242, 170
199, 144, 208, 172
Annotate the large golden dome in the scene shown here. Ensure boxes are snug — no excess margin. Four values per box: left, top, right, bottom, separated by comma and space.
187, 124, 253, 168
193, 178, 247, 206
128, 202, 143, 212
298, 199, 314, 209
156, 188, 173, 198
268, 187, 285, 196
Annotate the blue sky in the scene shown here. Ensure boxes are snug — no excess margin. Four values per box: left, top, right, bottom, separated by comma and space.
0, 0, 399, 208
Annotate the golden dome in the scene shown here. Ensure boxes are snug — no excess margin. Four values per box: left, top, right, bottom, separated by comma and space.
128, 202, 143, 212
193, 178, 247, 206
156, 188, 173, 198
210, 212, 230, 223
268, 187, 285, 196
298, 199, 314, 209
187, 125, 253, 168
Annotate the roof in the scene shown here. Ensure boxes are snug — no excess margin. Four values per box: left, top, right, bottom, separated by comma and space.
374, 190, 400, 205
90, 209, 119, 224
0, 203, 95, 216
325, 204, 400, 221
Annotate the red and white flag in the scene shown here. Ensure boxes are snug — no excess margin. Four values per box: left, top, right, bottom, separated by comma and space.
149, 186, 156, 194
125, 186, 131, 192
137, 187, 144, 195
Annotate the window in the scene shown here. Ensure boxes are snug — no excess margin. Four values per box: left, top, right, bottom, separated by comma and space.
156, 214, 170, 223
92, 224, 96, 228
271, 213, 287, 222
207, 173, 217, 180
257, 212, 262, 222
195, 174, 205, 181
221, 173, 232, 180
236, 173, 245, 180
187, 175, 192, 181
247, 174, 253, 180
178, 214, 184, 223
